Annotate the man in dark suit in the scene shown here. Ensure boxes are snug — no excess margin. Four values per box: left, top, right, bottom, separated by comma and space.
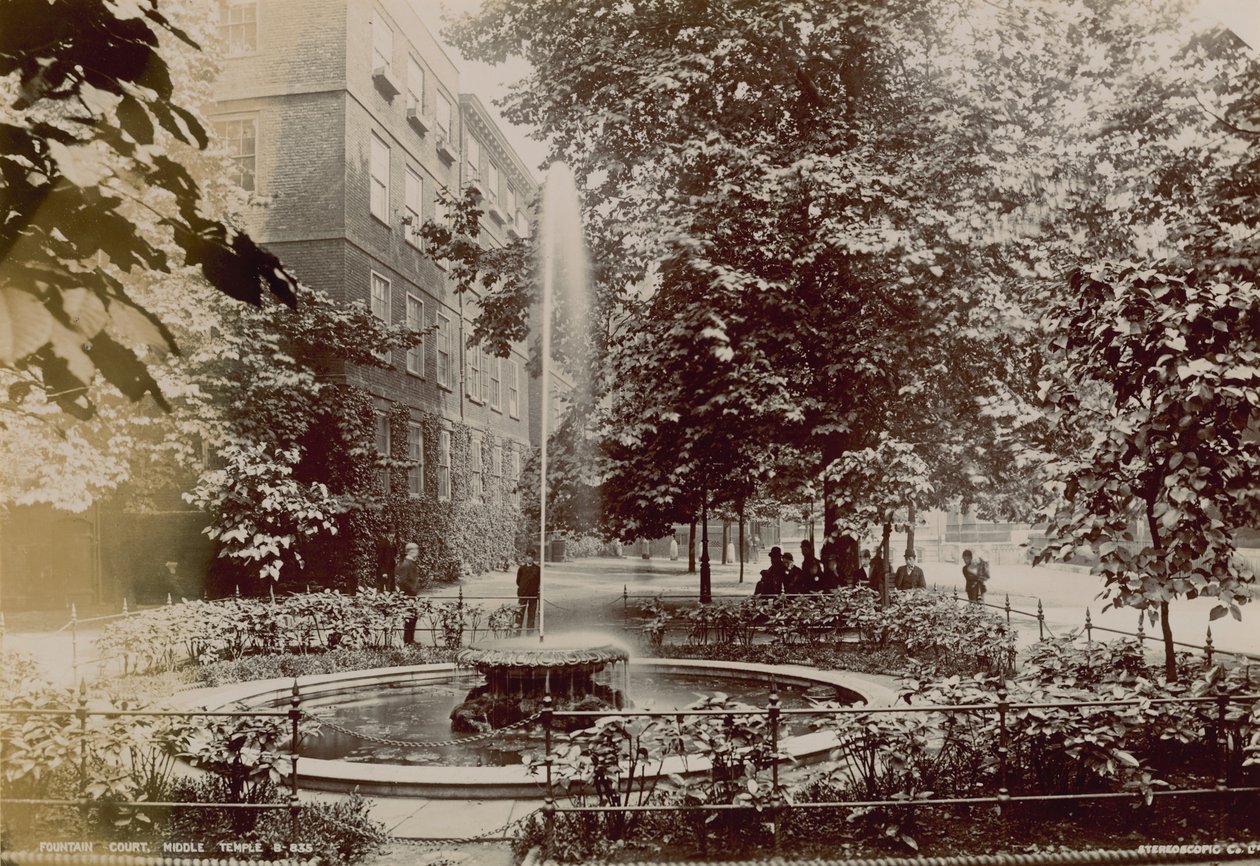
894, 550, 926, 591
395, 542, 423, 643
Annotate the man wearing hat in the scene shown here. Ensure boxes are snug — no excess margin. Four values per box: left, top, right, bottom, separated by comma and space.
395, 542, 423, 644
894, 550, 926, 592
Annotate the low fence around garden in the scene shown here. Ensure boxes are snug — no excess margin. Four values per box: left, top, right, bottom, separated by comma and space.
4, 667, 1260, 858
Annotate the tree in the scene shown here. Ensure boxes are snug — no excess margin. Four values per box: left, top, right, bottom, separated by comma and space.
1035, 265, 1259, 679
0, 0, 299, 418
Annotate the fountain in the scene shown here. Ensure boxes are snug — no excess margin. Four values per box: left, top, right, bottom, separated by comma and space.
449, 632, 628, 733
444, 161, 622, 735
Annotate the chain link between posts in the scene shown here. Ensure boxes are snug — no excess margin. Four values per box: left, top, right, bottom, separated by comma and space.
324, 808, 538, 848
304, 709, 544, 748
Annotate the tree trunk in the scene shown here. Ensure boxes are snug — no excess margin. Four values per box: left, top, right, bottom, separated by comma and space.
738, 509, 746, 584
688, 517, 697, 574
721, 521, 730, 565
1159, 600, 1175, 681
880, 521, 893, 607
906, 503, 917, 558
700, 493, 712, 603
1144, 498, 1177, 681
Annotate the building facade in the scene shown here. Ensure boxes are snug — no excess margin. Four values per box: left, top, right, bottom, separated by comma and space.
208, 0, 539, 582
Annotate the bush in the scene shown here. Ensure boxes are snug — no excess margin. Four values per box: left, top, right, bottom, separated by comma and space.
95, 591, 519, 673
166, 778, 386, 864
637, 588, 1015, 677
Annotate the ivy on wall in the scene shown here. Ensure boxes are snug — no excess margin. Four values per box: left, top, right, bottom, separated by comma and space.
379, 406, 526, 585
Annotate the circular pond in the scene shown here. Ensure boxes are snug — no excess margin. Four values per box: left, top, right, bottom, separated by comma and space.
177, 659, 894, 798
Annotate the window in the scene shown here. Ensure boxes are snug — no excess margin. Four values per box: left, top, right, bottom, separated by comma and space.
217, 1, 257, 55
436, 313, 452, 388
404, 168, 422, 247
515, 208, 528, 236
506, 184, 517, 216
486, 161, 500, 204
370, 133, 389, 220
213, 118, 256, 191
432, 195, 450, 267
488, 355, 502, 411
406, 57, 423, 113
407, 423, 423, 496
507, 359, 520, 418
370, 272, 391, 363
435, 92, 452, 138
370, 272, 390, 323
438, 429, 451, 500
466, 343, 481, 402
492, 445, 502, 478
470, 435, 483, 500
405, 294, 424, 376
466, 135, 480, 177
375, 411, 390, 491
511, 448, 520, 503
372, 15, 393, 72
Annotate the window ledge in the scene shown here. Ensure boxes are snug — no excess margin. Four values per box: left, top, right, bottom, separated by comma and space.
435, 136, 457, 164
373, 66, 401, 99
406, 107, 431, 135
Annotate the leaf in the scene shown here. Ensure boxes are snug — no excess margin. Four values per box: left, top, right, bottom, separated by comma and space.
1210, 605, 1228, 621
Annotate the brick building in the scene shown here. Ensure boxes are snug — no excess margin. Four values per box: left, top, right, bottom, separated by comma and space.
207, 0, 539, 581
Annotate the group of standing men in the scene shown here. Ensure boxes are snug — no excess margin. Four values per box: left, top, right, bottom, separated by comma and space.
752, 540, 936, 599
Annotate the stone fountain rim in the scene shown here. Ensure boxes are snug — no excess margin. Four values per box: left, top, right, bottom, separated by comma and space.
170, 658, 897, 799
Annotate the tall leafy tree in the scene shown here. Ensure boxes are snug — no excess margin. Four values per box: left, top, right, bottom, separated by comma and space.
0, 0, 299, 418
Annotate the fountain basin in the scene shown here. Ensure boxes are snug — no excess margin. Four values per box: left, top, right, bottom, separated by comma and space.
174, 660, 894, 798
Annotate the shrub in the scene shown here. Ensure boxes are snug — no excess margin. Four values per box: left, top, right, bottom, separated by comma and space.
166, 778, 386, 864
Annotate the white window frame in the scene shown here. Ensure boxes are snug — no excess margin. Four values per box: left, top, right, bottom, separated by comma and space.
372, 15, 393, 73
436, 312, 453, 389
406, 56, 424, 113
466, 343, 481, 403
217, 0, 257, 57
507, 359, 520, 418
407, 422, 423, 496
375, 411, 391, 492
486, 161, 500, 205
404, 167, 422, 248
405, 293, 424, 376
370, 132, 389, 221
466, 134, 480, 177
438, 429, 451, 501
435, 91, 452, 138
505, 184, 516, 215
213, 116, 256, 192
370, 271, 391, 323
470, 434, 484, 500
492, 444, 502, 478
489, 355, 502, 411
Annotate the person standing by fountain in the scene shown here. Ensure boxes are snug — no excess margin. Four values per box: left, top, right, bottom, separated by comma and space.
516, 546, 540, 632
395, 542, 423, 644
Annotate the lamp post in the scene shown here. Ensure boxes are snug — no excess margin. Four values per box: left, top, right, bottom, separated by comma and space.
700, 490, 711, 603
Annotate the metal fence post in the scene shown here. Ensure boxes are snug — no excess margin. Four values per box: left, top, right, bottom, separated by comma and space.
70, 603, 79, 685
289, 678, 302, 848
768, 688, 782, 854
1205, 626, 1214, 668
542, 691, 556, 860
76, 678, 89, 817
996, 684, 1010, 817
623, 584, 628, 630
1215, 682, 1230, 839
1136, 611, 1146, 647
1036, 599, 1045, 641
1004, 594, 1011, 626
